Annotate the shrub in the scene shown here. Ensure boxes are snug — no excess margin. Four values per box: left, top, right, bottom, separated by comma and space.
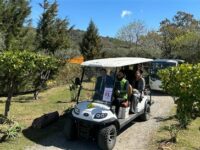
0, 115, 22, 142
158, 63, 200, 128
55, 63, 81, 85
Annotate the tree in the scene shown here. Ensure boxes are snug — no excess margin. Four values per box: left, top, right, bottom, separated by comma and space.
139, 31, 162, 58
79, 20, 102, 60
0, 32, 5, 51
36, 0, 70, 55
116, 20, 146, 49
0, 0, 31, 50
159, 19, 182, 58
0, 51, 60, 116
171, 32, 200, 63
158, 64, 200, 128
159, 11, 200, 58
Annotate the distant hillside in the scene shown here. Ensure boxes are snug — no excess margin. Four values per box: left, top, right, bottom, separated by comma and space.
69, 29, 132, 57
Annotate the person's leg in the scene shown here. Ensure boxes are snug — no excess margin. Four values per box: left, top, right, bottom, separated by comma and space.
112, 98, 123, 115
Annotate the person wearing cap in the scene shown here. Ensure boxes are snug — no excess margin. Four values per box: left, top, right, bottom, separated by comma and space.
93, 68, 113, 100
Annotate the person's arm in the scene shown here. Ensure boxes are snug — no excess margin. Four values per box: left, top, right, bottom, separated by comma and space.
138, 78, 145, 93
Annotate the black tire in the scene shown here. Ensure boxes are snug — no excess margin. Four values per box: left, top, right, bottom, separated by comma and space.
97, 125, 117, 150
140, 104, 150, 121
64, 117, 77, 140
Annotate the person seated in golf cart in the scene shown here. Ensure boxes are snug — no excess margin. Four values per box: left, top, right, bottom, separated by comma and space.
132, 69, 145, 92
113, 70, 129, 115
93, 68, 113, 100
130, 69, 146, 113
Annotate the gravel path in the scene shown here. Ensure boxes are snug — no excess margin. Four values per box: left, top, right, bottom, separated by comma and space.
25, 94, 175, 150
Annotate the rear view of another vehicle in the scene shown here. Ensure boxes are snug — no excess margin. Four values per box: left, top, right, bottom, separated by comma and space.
149, 59, 180, 91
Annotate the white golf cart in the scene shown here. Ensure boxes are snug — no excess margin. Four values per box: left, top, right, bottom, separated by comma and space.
64, 57, 153, 150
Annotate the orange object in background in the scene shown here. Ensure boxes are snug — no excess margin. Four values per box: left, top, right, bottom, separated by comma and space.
67, 56, 84, 64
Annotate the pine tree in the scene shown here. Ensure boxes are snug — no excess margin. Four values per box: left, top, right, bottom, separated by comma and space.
80, 20, 102, 60
0, 0, 31, 50
36, 0, 70, 55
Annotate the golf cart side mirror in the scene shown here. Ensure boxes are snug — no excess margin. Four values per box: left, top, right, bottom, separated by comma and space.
75, 77, 81, 85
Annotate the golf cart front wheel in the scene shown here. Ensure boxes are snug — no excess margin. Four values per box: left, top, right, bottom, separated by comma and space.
64, 117, 77, 140
97, 124, 117, 150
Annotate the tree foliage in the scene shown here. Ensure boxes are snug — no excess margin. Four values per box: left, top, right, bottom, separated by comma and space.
0, 0, 31, 50
158, 64, 200, 128
171, 32, 200, 63
159, 11, 200, 60
36, 0, 70, 55
0, 51, 60, 116
0, 32, 5, 51
79, 20, 102, 60
139, 31, 162, 58
116, 20, 146, 48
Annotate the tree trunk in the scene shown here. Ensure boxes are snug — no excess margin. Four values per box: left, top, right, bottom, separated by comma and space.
4, 90, 13, 117
34, 90, 39, 100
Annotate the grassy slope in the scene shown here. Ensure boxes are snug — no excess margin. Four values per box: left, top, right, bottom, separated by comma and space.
149, 108, 200, 150
0, 86, 74, 150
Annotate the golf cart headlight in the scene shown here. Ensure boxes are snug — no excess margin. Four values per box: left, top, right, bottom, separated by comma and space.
94, 113, 107, 119
74, 106, 80, 115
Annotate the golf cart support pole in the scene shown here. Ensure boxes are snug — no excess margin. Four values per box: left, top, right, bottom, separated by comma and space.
76, 67, 85, 104
110, 68, 117, 107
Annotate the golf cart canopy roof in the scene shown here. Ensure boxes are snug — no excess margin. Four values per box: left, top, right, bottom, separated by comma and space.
81, 57, 153, 68
153, 59, 185, 63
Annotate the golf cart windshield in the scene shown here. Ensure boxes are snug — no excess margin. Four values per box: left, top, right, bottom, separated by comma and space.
150, 61, 176, 80
79, 67, 115, 105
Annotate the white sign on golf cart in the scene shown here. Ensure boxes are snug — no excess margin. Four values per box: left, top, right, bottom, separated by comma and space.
102, 88, 113, 102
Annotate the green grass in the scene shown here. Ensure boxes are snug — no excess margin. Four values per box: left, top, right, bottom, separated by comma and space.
0, 86, 74, 150
149, 108, 200, 150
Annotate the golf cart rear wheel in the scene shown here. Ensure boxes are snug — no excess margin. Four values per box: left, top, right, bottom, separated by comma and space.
97, 124, 117, 150
64, 117, 77, 140
140, 104, 150, 121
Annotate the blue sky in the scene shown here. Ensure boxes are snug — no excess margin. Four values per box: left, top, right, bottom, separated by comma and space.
31, 0, 200, 37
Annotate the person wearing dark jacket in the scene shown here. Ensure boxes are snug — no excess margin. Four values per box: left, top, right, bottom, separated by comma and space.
93, 68, 113, 100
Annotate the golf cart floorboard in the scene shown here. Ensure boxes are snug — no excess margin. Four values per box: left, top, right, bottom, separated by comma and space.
118, 112, 142, 129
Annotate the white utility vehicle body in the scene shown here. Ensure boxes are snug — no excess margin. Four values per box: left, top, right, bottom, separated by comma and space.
149, 59, 184, 91
64, 57, 153, 150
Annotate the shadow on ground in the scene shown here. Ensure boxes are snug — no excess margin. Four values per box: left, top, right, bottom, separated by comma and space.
23, 113, 141, 150
23, 115, 100, 150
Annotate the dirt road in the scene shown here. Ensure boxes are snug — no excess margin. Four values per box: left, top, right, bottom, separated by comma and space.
26, 94, 175, 150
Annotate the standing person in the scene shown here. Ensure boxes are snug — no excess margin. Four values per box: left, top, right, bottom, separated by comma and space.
113, 70, 129, 114
93, 68, 113, 100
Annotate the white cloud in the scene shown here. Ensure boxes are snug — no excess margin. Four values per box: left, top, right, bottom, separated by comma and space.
121, 10, 132, 18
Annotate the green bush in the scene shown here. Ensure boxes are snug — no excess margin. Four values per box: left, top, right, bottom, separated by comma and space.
55, 63, 81, 85
158, 63, 200, 128
0, 115, 22, 142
